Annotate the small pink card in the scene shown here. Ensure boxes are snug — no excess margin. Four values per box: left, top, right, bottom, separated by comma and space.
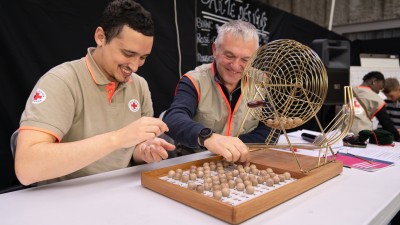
330, 153, 394, 172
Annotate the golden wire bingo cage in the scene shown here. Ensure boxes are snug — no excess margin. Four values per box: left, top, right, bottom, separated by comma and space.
240, 39, 354, 172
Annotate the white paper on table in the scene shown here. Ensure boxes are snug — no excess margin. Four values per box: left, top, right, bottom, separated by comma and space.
337, 145, 400, 163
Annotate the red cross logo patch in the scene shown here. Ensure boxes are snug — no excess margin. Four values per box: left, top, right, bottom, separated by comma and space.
353, 98, 364, 115
128, 99, 140, 112
32, 89, 46, 104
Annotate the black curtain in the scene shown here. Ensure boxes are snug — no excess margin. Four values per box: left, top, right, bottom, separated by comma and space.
136, 0, 196, 117
0, 0, 108, 191
0, 0, 196, 191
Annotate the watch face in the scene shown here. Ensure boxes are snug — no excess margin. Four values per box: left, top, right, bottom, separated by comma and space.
200, 128, 212, 137
199, 128, 213, 148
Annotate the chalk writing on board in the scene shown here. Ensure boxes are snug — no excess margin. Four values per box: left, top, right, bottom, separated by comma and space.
196, 0, 270, 64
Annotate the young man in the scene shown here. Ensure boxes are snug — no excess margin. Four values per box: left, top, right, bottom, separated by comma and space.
15, 0, 175, 185
163, 20, 270, 163
351, 71, 400, 141
382, 77, 400, 131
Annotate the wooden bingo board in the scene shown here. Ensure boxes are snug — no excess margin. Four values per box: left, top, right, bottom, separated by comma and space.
141, 148, 342, 224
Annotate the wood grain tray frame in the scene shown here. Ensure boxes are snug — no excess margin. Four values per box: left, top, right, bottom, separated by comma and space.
141, 150, 342, 224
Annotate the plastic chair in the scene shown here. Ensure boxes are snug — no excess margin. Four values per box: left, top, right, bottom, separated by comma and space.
0, 130, 35, 194
10, 130, 18, 158
0, 130, 25, 194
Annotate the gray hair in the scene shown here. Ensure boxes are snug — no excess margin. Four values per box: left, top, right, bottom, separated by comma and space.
214, 20, 259, 50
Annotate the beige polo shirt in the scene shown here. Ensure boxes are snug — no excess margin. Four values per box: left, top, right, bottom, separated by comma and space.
20, 47, 153, 182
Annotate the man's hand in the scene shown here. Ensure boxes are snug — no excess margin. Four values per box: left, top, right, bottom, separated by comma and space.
134, 138, 176, 164
203, 133, 249, 163
117, 117, 169, 149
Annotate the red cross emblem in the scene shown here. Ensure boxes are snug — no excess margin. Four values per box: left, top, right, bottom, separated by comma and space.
354, 100, 361, 108
32, 89, 46, 104
128, 99, 140, 112
34, 91, 42, 100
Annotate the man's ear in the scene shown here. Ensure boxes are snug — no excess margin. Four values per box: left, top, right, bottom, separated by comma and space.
94, 27, 106, 47
212, 43, 217, 58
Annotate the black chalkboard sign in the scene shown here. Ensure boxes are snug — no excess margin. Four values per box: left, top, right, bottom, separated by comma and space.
196, 0, 270, 64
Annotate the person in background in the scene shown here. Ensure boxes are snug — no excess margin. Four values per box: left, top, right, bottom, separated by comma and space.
15, 0, 175, 186
351, 71, 400, 142
382, 77, 400, 132
162, 20, 271, 163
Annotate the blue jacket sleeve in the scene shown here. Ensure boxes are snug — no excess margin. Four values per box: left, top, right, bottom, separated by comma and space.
163, 77, 205, 148
238, 121, 272, 143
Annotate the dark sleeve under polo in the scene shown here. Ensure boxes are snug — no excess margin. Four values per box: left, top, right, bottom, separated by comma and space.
163, 76, 205, 148
376, 106, 400, 142
239, 122, 271, 143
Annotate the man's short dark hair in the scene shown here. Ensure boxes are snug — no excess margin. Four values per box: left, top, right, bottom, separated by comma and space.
362, 71, 385, 82
100, 0, 154, 43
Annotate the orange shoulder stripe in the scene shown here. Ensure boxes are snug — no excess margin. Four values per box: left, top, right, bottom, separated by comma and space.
371, 102, 386, 119
215, 83, 232, 136
182, 74, 201, 104
19, 126, 61, 142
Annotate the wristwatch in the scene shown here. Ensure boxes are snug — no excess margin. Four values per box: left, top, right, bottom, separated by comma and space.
198, 128, 214, 148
